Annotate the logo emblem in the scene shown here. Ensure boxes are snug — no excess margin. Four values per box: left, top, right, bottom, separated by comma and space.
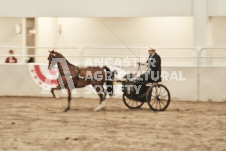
29, 64, 58, 91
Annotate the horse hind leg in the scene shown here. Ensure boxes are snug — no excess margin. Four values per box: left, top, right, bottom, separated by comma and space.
94, 93, 104, 111
51, 85, 61, 99
101, 90, 107, 108
103, 90, 107, 101
94, 85, 105, 111
100, 91, 106, 108
97, 87, 108, 109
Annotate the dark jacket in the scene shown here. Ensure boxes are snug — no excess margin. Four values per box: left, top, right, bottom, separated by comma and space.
146, 53, 161, 81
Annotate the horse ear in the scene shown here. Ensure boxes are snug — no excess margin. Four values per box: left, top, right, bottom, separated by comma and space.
52, 49, 55, 52
48, 50, 51, 53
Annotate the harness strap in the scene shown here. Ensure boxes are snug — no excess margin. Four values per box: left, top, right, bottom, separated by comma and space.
74, 66, 81, 87
77, 66, 80, 77
58, 66, 84, 87
59, 66, 81, 77
56, 62, 94, 88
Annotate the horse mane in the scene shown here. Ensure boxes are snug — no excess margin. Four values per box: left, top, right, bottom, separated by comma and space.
54, 51, 75, 67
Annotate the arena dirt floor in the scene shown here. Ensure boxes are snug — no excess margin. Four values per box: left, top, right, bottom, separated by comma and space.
0, 96, 226, 151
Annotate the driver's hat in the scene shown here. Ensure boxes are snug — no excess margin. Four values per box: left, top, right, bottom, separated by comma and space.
147, 46, 156, 51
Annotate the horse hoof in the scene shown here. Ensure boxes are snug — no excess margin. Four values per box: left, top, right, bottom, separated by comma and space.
94, 105, 101, 111
64, 108, 70, 112
94, 108, 100, 112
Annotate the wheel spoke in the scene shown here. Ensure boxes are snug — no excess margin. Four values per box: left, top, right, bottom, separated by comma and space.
159, 101, 161, 110
151, 99, 157, 106
151, 93, 155, 99
152, 89, 156, 96
155, 86, 159, 96
155, 86, 159, 95
161, 95, 168, 99
152, 93, 157, 98
152, 87, 157, 96
160, 89, 166, 96
128, 99, 131, 105
155, 100, 158, 109
162, 99, 168, 102
159, 87, 163, 96
160, 100, 166, 106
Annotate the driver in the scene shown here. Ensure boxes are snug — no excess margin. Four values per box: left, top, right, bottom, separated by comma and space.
136, 46, 161, 83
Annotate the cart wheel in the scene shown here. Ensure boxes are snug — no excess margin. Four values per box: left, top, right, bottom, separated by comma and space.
146, 84, 170, 111
123, 94, 144, 109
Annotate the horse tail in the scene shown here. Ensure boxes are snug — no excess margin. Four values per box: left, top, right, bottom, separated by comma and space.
103, 66, 114, 96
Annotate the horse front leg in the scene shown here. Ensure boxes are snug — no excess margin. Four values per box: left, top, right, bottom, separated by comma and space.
64, 88, 71, 112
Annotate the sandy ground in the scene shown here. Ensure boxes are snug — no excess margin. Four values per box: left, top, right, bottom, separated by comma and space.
0, 97, 226, 151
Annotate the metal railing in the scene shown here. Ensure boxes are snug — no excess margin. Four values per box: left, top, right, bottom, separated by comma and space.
0, 46, 80, 64
2, 46, 226, 66
199, 47, 226, 66
0, 46, 198, 66
81, 47, 198, 66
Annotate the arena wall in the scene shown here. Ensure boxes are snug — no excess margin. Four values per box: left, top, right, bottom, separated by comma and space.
0, 64, 225, 102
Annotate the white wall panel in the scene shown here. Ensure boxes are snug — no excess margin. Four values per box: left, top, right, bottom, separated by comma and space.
0, 18, 26, 63
55, 17, 193, 48
208, 0, 226, 16
0, 0, 192, 17
199, 67, 226, 101
35, 17, 58, 63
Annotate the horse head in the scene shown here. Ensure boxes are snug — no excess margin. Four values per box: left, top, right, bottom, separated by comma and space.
48, 49, 60, 70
